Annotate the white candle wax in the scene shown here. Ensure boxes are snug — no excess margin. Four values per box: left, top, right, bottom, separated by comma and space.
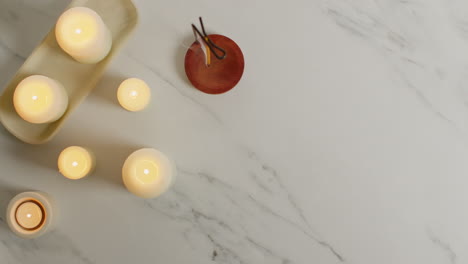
6, 192, 56, 239
58, 146, 96, 180
55, 7, 112, 64
13, 75, 69, 124
117, 78, 151, 112
122, 148, 175, 198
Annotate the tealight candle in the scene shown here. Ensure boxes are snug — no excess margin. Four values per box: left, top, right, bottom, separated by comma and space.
55, 7, 112, 64
122, 148, 175, 198
13, 75, 69, 124
58, 146, 96, 180
6, 192, 56, 239
16, 201, 43, 229
117, 78, 151, 112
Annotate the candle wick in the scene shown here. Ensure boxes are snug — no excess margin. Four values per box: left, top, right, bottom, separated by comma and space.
26, 213, 32, 218
72, 161, 79, 167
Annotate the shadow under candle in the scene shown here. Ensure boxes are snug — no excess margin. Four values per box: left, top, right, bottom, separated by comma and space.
0, 180, 26, 227
0, 55, 24, 92
88, 141, 142, 190
89, 73, 126, 109
6, 142, 62, 172
3, 127, 144, 191
54, 128, 145, 190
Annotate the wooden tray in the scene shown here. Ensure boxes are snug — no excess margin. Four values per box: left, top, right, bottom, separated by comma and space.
0, 0, 138, 144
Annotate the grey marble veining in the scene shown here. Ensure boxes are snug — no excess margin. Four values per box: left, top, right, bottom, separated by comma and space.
2, 0, 468, 263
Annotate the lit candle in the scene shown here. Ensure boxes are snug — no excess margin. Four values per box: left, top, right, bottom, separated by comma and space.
13, 75, 68, 124
117, 78, 151, 112
122, 148, 175, 198
6, 192, 56, 239
55, 7, 112, 64
58, 146, 96, 180
15, 201, 43, 229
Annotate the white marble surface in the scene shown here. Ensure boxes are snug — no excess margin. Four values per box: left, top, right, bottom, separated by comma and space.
2, 0, 468, 263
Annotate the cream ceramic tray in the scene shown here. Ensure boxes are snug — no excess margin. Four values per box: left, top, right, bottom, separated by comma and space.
0, 0, 138, 144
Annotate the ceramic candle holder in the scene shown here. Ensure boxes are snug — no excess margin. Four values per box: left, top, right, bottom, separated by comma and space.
6, 192, 56, 239
0, 0, 138, 144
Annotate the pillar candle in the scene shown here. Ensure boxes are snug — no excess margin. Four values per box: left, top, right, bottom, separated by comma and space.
58, 146, 96, 180
122, 148, 175, 198
55, 7, 112, 64
13, 75, 68, 124
117, 78, 151, 112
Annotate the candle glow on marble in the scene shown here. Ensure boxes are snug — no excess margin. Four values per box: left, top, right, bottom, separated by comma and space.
117, 78, 151, 112
55, 7, 112, 64
6, 192, 55, 239
122, 148, 175, 198
58, 146, 95, 180
13, 75, 68, 124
